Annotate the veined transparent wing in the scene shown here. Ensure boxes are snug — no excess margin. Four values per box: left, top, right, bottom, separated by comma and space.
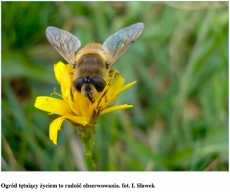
46, 27, 81, 67
102, 23, 144, 65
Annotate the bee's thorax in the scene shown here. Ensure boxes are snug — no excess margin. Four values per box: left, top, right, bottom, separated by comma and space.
74, 54, 109, 78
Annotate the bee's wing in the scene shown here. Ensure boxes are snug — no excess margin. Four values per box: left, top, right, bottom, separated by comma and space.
102, 23, 144, 65
46, 27, 81, 67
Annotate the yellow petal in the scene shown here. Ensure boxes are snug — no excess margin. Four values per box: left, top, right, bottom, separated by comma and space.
54, 62, 66, 84
112, 75, 125, 89
65, 115, 89, 126
49, 116, 65, 145
49, 115, 88, 145
75, 93, 91, 120
93, 71, 122, 108
67, 96, 81, 116
101, 77, 124, 107
54, 62, 74, 98
92, 87, 107, 111
109, 81, 137, 103
100, 104, 133, 115
34, 96, 73, 116
65, 63, 74, 74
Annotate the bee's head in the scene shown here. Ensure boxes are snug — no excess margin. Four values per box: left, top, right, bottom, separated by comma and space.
74, 77, 106, 102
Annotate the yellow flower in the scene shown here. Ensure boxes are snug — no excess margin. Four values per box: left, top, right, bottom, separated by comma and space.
34, 62, 136, 145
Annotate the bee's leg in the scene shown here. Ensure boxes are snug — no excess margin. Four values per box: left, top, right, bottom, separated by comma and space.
86, 93, 94, 103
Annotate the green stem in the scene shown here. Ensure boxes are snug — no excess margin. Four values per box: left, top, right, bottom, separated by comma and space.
84, 152, 96, 171
82, 137, 96, 171
75, 123, 97, 171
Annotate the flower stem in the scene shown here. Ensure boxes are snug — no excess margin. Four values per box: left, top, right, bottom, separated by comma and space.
84, 152, 96, 171
75, 123, 97, 170
81, 137, 96, 171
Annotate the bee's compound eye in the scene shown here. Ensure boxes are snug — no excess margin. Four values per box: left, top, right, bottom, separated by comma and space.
92, 77, 106, 92
74, 78, 83, 92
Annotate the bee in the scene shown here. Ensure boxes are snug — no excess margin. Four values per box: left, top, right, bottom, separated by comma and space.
46, 23, 144, 102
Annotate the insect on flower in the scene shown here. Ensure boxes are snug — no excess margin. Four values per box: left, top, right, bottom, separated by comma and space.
46, 23, 144, 102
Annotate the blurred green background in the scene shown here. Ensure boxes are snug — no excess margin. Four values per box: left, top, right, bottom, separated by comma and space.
1, 2, 228, 171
